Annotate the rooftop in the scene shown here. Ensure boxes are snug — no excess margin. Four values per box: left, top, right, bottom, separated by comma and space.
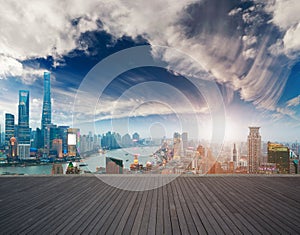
0, 175, 300, 234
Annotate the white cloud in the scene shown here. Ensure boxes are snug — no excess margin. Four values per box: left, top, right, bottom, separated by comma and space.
283, 24, 300, 55
276, 107, 296, 118
0, 56, 23, 78
0, 0, 194, 62
228, 7, 242, 16
286, 95, 300, 107
242, 35, 257, 46
0, 55, 49, 84
0, 0, 101, 60
242, 48, 257, 59
264, 0, 300, 56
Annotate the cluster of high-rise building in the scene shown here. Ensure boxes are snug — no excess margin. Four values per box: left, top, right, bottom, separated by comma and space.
0, 70, 299, 173
246, 127, 299, 174
4, 90, 31, 160
0, 70, 149, 162
161, 127, 299, 175
1, 72, 83, 161
204, 127, 299, 174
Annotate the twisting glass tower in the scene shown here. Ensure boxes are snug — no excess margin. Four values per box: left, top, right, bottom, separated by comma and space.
41, 72, 51, 129
41, 72, 52, 155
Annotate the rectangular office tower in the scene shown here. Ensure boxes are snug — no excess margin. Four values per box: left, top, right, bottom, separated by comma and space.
18, 90, 30, 144
5, 113, 15, 145
67, 128, 80, 157
247, 127, 261, 173
268, 142, 290, 174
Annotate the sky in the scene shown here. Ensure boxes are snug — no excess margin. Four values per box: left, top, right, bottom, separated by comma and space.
0, 0, 300, 142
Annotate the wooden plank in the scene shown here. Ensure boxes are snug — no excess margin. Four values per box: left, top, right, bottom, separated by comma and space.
218, 177, 300, 234
179, 177, 215, 235
65, 184, 116, 234
113, 191, 139, 235
208, 177, 288, 234
186, 177, 224, 235
24, 180, 97, 234
171, 178, 195, 234
179, 177, 209, 234
155, 184, 164, 235
167, 182, 181, 235
130, 188, 149, 235
105, 192, 138, 234
89, 187, 129, 234
199, 180, 245, 234
134, 189, 153, 235
208, 177, 274, 234
121, 192, 143, 235
146, 185, 158, 235
0, 177, 72, 219
198, 178, 251, 234
80, 184, 127, 234
52, 182, 113, 234
1, 176, 300, 234
162, 179, 172, 235
1, 177, 88, 234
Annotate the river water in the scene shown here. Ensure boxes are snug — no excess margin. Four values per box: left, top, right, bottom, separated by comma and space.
0, 146, 159, 175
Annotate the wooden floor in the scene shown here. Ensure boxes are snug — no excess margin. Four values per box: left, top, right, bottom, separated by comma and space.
0, 175, 300, 234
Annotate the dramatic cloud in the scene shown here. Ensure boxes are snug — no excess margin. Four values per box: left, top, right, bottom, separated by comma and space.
2, 0, 297, 108
1, 0, 300, 138
79, 0, 298, 111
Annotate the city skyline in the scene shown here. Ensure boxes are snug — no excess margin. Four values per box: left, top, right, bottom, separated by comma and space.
0, 1, 300, 142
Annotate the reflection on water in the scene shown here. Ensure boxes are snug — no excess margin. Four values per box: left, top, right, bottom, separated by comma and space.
0, 165, 53, 175
83, 146, 159, 172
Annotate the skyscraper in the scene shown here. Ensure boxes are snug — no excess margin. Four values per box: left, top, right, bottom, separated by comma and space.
52, 139, 63, 158
267, 142, 290, 174
5, 113, 15, 146
182, 132, 188, 151
41, 72, 52, 156
233, 143, 237, 162
18, 90, 30, 144
173, 132, 182, 160
58, 126, 69, 155
41, 72, 51, 129
67, 128, 80, 157
247, 127, 261, 174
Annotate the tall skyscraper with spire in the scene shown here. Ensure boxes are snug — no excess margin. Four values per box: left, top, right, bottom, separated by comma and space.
247, 127, 261, 174
41, 72, 52, 156
41, 72, 51, 129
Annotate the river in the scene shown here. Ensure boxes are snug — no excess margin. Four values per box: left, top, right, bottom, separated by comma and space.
0, 146, 160, 175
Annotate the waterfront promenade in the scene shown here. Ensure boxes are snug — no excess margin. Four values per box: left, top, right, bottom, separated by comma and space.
0, 175, 300, 234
